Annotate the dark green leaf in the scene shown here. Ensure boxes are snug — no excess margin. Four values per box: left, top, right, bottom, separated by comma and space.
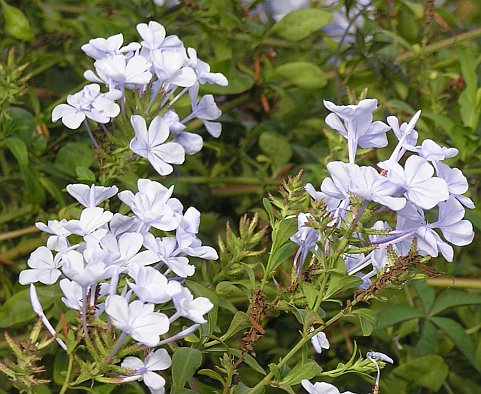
430, 290, 481, 316
431, 316, 478, 369
171, 347, 202, 392
0, 286, 60, 328
392, 355, 449, 391
376, 304, 424, 329
6, 136, 28, 167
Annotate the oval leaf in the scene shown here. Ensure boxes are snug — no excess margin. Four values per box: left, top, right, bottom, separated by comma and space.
270, 8, 332, 41
1, 0, 34, 41
171, 347, 202, 392
272, 62, 327, 89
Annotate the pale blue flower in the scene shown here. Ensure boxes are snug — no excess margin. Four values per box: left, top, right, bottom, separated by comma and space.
52, 84, 122, 129
129, 115, 185, 175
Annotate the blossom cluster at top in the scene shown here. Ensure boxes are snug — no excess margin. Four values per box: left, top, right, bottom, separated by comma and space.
52, 21, 228, 176
21, 180, 217, 393
291, 99, 475, 287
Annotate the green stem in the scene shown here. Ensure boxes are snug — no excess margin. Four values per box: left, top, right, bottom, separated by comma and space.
59, 353, 74, 394
0, 226, 38, 242
249, 292, 365, 394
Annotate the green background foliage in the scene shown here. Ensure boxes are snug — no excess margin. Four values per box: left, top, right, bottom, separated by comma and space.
1, 0, 481, 393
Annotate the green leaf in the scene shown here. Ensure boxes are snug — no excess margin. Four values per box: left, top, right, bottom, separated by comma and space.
392, 355, 449, 391
429, 290, 481, 316
0, 286, 59, 328
272, 62, 327, 89
301, 282, 317, 309
0, 0, 34, 41
200, 59, 254, 95
268, 243, 295, 273
220, 311, 250, 341
325, 273, 362, 299
412, 280, 435, 313
229, 348, 266, 375
279, 359, 322, 385
414, 320, 437, 355
353, 308, 377, 336
269, 8, 331, 41
22, 165, 46, 205
271, 218, 297, 253
376, 304, 424, 329
431, 316, 478, 369
6, 136, 28, 167
171, 347, 202, 392
259, 131, 292, 168
234, 382, 254, 394
55, 142, 96, 177
198, 369, 225, 385
76, 166, 96, 182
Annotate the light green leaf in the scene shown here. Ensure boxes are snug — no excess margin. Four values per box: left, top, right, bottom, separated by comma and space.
269, 8, 331, 41
76, 166, 96, 182
0, 0, 34, 41
171, 347, 202, 392
259, 131, 292, 168
353, 308, 377, 336
272, 62, 327, 89
279, 359, 322, 385
392, 355, 449, 391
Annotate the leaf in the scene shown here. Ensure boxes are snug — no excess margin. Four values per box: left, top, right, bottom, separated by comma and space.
271, 218, 297, 253
376, 304, 424, 329
0, 0, 34, 41
272, 62, 327, 89
268, 243, 295, 273
0, 286, 60, 328
54, 142, 96, 177
200, 59, 254, 95
325, 273, 362, 299
220, 311, 250, 341
353, 308, 377, 336
171, 347, 202, 392
76, 166, 96, 182
302, 282, 317, 309
229, 348, 266, 375
234, 383, 254, 394
6, 137, 28, 167
431, 316, 478, 369
392, 355, 449, 391
259, 131, 292, 168
198, 369, 225, 385
279, 359, 322, 385
414, 320, 437, 356
22, 165, 46, 205
269, 8, 331, 41
429, 289, 481, 316
412, 280, 435, 313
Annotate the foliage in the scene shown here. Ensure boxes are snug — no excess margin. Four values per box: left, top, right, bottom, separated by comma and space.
1, 1, 481, 393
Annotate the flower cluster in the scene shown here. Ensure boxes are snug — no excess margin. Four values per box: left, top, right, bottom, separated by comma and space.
21, 180, 217, 393
52, 21, 227, 175
292, 98, 474, 286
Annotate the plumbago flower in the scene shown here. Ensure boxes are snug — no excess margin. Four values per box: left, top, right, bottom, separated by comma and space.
19, 177, 218, 393
293, 98, 474, 292
52, 21, 227, 178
